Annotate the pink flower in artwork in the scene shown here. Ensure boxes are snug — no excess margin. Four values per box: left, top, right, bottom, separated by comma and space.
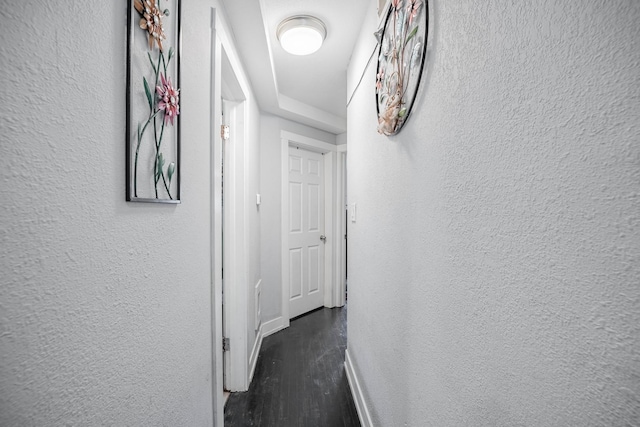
156, 73, 180, 126
134, 0, 167, 51
408, 0, 422, 25
392, 0, 403, 10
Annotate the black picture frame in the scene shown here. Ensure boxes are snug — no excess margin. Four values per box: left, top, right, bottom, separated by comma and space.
375, 0, 429, 136
126, 0, 182, 203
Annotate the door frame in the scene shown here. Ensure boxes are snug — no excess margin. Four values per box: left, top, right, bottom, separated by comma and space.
336, 147, 347, 307
280, 131, 347, 326
210, 8, 252, 425
221, 95, 248, 393
210, 9, 223, 426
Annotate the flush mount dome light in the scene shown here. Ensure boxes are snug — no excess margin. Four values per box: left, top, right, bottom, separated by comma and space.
277, 15, 327, 56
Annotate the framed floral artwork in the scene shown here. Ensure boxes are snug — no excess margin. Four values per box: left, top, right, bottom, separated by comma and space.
376, 0, 428, 136
126, 0, 181, 203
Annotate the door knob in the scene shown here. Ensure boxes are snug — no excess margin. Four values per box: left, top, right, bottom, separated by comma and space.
320, 235, 326, 242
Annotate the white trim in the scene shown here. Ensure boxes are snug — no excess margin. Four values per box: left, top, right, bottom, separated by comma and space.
280, 138, 291, 327
209, 8, 224, 427
323, 150, 335, 308
212, 4, 256, 403
345, 349, 374, 427
255, 279, 262, 331
248, 325, 263, 384
222, 83, 249, 394
247, 316, 287, 384
335, 150, 347, 307
281, 132, 339, 322
248, 304, 291, 388
261, 316, 287, 338
282, 130, 338, 153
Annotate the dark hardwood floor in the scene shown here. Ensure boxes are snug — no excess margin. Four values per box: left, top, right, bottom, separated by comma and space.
224, 306, 361, 427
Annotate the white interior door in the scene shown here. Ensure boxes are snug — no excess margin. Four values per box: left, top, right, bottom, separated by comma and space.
288, 146, 325, 319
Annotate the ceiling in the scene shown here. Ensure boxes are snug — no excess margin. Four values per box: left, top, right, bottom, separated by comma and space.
221, 0, 369, 134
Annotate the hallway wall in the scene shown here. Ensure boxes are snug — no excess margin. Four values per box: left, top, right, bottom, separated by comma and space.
1, 1, 217, 425
346, 1, 640, 426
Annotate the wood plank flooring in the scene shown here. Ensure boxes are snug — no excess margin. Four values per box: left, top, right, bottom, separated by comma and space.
224, 306, 361, 427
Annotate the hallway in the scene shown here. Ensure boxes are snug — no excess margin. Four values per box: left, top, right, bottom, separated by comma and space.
2, 1, 638, 425
224, 307, 360, 426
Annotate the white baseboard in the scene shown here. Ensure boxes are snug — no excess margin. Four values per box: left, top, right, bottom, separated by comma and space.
248, 327, 263, 384
248, 316, 289, 385
261, 315, 287, 338
345, 349, 374, 427
255, 279, 262, 331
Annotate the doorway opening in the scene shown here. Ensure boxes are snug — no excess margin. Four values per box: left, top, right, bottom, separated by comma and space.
280, 132, 347, 326
287, 145, 327, 319
219, 47, 250, 394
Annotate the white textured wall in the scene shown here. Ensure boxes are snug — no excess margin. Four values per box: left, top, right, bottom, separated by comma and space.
347, 1, 640, 426
0, 1, 215, 425
259, 115, 336, 322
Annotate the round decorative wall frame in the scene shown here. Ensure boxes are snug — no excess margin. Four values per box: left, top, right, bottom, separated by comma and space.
375, 0, 429, 136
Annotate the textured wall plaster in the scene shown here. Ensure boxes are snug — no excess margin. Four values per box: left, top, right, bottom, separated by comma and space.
0, 0, 216, 425
347, 0, 640, 426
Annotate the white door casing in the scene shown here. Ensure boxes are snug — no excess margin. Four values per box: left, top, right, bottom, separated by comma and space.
336, 148, 347, 308
280, 131, 347, 327
221, 96, 249, 393
217, 40, 250, 394
221, 99, 228, 389
210, 10, 224, 425
288, 147, 325, 319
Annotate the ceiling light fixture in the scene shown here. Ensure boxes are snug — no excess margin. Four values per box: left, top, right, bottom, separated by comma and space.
277, 15, 327, 56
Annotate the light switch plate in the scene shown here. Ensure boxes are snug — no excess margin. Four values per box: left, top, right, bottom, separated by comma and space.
256, 194, 261, 205
351, 203, 357, 222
